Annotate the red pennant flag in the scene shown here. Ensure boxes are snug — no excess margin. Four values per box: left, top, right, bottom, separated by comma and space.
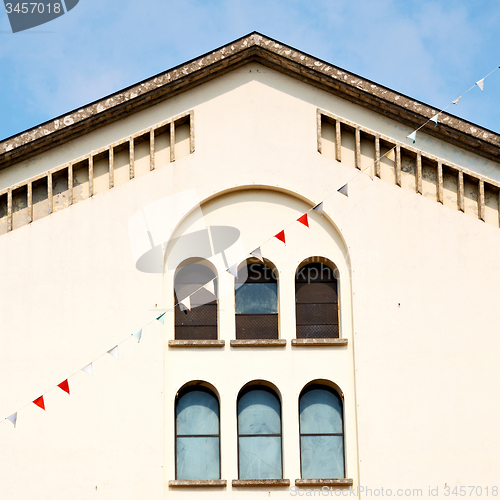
274, 230, 286, 245
297, 213, 309, 228
58, 379, 70, 395
33, 396, 45, 411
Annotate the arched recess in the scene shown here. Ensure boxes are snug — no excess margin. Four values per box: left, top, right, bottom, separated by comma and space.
174, 258, 218, 340
295, 257, 340, 339
235, 259, 279, 339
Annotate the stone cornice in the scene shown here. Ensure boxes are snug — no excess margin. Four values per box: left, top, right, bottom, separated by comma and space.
1, 32, 499, 170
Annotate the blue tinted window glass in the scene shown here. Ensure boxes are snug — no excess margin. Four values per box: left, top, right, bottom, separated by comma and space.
177, 436, 219, 480
235, 283, 277, 314
300, 435, 344, 479
238, 390, 280, 435
300, 389, 342, 434
176, 390, 219, 436
239, 436, 282, 479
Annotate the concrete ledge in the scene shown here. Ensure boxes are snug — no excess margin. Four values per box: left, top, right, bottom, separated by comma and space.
291, 338, 348, 347
169, 480, 227, 487
230, 339, 287, 347
232, 479, 290, 487
295, 479, 353, 487
168, 340, 225, 348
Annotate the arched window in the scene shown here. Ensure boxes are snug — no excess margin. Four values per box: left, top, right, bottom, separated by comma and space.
299, 384, 344, 479
235, 262, 278, 339
174, 260, 217, 340
295, 261, 339, 339
175, 385, 220, 480
237, 385, 282, 479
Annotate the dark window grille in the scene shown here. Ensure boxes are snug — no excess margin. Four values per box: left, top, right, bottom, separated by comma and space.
235, 263, 278, 339
175, 263, 217, 340
295, 263, 339, 339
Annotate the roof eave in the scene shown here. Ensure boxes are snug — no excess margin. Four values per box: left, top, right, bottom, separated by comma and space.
1, 32, 499, 170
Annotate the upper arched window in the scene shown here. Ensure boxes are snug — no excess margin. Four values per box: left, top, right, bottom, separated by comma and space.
295, 261, 339, 339
174, 260, 217, 340
237, 384, 282, 479
175, 385, 220, 480
299, 383, 344, 479
235, 262, 278, 339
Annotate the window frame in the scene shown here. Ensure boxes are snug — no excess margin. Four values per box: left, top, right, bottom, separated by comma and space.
174, 384, 221, 481
298, 382, 346, 480
174, 259, 218, 341
236, 383, 284, 480
235, 260, 279, 340
295, 260, 340, 340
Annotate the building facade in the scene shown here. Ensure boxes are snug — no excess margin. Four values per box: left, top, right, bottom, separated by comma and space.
1, 33, 500, 499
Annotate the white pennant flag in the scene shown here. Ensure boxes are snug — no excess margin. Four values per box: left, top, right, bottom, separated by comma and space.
108, 346, 119, 359
452, 96, 461, 105
430, 114, 439, 126
337, 184, 348, 197
132, 329, 142, 342
82, 363, 93, 375
179, 296, 191, 312
476, 78, 484, 91
157, 312, 166, 325
227, 264, 238, 278
406, 131, 417, 144
203, 280, 215, 295
312, 202, 324, 216
250, 247, 264, 262
6, 413, 17, 428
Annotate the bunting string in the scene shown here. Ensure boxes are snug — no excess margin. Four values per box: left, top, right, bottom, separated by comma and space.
3, 62, 499, 429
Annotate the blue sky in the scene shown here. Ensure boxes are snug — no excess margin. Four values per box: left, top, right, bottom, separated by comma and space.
0, 0, 499, 141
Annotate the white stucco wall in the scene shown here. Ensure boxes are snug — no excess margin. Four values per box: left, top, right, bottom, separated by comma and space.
1, 62, 500, 499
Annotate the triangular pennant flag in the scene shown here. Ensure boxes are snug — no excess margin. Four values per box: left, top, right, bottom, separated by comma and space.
6, 413, 17, 427
33, 396, 45, 411
179, 296, 191, 312
363, 165, 374, 180
82, 363, 93, 375
430, 113, 439, 127
274, 230, 286, 245
108, 346, 119, 359
406, 131, 417, 144
227, 264, 238, 278
476, 78, 484, 91
452, 96, 461, 105
156, 312, 166, 325
203, 280, 215, 295
313, 202, 324, 216
297, 213, 309, 228
337, 184, 348, 197
250, 247, 264, 262
58, 379, 70, 394
132, 328, 142, 342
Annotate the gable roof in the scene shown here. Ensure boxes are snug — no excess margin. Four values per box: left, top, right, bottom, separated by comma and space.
1, 32, 499, 170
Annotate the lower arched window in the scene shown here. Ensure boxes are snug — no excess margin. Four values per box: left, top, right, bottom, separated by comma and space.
299, 383, 345, 479
237, 385, 282, 479
175, 385, 220, 480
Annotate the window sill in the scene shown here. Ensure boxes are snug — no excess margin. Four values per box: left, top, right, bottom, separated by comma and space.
169, 480, 227, 487
168, 340, 225, 348
291, 338, 348, 347
295, 479, 353, 487
230, 339, 286, 347
232, 479, 291, 487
